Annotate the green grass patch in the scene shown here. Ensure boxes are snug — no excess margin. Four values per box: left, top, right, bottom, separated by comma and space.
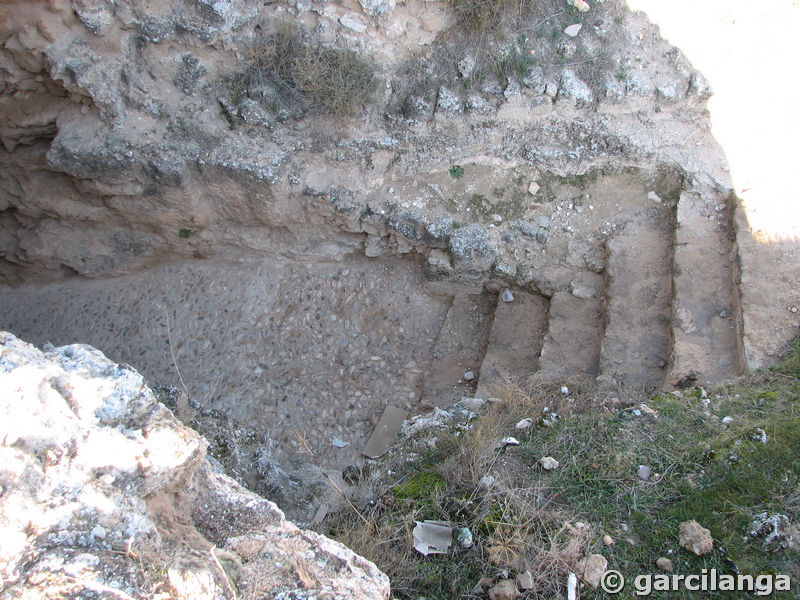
524, 342, 800, 599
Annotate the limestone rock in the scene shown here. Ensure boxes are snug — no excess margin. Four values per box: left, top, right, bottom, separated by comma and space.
560, 69, 594, 105
359, 0, 395, 18
0, 332, 390, 599
656, 557, 674, 571
449, 224, 495, 265
425, 248, 454, 279
488, 578, 519, 600
748, 512, 794, 553
466, 93, 497, 114
577, 553, 608, 589
521, 66, 546, 93
515, 417, 533, 430
458, 55, 477, 79
538, 456, 560, 470
679, 520, 714, 556
437, 86, 464, 114
340, 14, 368, 33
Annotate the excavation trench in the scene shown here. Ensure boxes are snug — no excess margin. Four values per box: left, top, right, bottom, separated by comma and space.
0, 166, 744, 520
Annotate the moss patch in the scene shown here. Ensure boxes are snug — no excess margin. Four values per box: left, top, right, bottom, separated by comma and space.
394, 470, 447, 500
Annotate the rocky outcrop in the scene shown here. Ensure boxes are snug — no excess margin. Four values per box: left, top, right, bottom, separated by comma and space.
0, 331, 390, 599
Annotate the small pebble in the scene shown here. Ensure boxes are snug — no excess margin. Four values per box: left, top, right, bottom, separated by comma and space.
480, 475, 495, 489
656, 557, 673, 572
538, 456, 560, 470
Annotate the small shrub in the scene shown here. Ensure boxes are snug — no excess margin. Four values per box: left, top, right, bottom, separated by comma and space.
293, 45, 376, 118
449, 165, 465, 179
238, 22, 376, 118
178, 228, 192, 239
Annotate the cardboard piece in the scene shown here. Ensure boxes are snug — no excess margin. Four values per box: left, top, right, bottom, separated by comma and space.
312, 503, 329, 525
361, 405, 408, 458
412, 520, 453, 556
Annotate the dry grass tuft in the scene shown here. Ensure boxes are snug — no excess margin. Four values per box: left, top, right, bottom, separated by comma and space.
237, 22, 376, 119
444, 0, 532, 36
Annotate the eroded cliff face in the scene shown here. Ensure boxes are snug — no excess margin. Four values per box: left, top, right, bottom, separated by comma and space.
0, 331, 391, 599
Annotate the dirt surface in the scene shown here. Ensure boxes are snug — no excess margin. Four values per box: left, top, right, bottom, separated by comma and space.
0, 252, 449, 471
